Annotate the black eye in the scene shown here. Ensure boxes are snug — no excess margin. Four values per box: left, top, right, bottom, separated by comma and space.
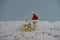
24, 25, 27, 26
33, 22, 35, 24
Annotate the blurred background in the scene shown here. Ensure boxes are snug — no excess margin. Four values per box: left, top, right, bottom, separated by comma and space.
0, 0, 60, 21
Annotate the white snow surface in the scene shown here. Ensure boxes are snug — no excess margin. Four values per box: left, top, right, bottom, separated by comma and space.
0, 21, 60, 40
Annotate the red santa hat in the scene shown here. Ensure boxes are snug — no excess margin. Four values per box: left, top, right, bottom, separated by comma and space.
32, 12, 39, 21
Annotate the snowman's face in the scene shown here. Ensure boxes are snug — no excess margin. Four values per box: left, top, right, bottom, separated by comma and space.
33, 21, 37, 24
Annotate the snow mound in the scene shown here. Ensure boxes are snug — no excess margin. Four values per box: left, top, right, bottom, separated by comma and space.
0, 21, 60, 40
